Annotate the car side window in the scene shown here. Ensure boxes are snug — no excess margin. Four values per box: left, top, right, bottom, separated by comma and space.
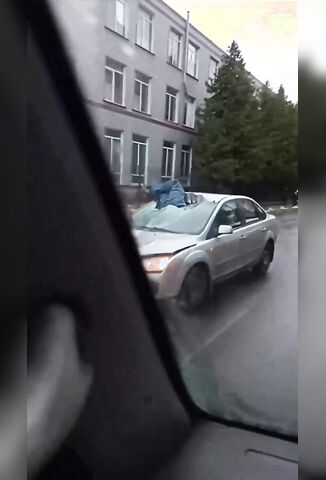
239, 199, 266, 224
207, 200, 243, 239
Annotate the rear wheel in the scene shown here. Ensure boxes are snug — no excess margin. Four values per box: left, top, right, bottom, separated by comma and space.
253, 242, 274, 276
178, 265, 210, 311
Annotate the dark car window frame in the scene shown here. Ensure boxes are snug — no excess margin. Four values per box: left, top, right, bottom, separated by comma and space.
206, 199, 244, 239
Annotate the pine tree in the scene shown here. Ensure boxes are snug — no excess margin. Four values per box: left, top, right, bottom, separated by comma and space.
195, 41, 260, 188
255, 84, 298, 190
195, 41, 297, 195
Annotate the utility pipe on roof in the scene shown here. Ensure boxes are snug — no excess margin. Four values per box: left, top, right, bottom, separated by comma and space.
183, 10, 190, 83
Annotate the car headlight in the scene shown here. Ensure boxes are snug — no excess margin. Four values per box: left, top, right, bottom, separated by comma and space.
142, 255, 172, 273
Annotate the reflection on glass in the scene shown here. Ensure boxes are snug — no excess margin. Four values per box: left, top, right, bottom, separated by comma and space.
115, 73, 123, 105
104, 69, 113, 102
132, 135, 147, 184
50, 0, 298, 443
115, 0, 125, 36
133, 201, 217, 235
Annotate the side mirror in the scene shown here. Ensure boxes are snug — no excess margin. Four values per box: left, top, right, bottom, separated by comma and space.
218, 225, 233, 235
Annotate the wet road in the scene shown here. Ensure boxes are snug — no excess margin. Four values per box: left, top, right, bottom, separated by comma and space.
167, 213, 298, 437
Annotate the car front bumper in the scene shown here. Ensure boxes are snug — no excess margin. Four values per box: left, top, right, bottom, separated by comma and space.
147, 267, 184, 300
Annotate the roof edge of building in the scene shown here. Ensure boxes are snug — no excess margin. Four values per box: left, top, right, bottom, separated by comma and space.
156, 0, 227, 56
151, 0, 265, 88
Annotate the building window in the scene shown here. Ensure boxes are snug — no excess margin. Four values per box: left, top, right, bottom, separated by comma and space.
115, 0, 126, 36
168, 30, 182, 68
136, 7, 153, 52
183, 96, 196, 128
104, 129, 122, 181
181, 146, 192, 184
132, 134, 148, 184
187, 42, 199, 77
133, 72, 151, 114
104, 57, 124, 105
162, 142, 175, 180
208, 58, 219, 82
165, 87, 178, 123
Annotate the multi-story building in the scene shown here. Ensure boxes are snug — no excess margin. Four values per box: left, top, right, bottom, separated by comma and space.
51, 0, 263, 200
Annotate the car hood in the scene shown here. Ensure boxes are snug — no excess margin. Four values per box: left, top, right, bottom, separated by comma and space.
133, 229, 198, 256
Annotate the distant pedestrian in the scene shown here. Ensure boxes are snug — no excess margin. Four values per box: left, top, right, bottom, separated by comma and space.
292, 189, 298, 206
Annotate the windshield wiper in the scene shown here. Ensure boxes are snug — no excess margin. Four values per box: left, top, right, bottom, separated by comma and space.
137, 226, 175, 233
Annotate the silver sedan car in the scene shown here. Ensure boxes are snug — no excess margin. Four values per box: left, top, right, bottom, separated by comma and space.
133, 194, 278, 309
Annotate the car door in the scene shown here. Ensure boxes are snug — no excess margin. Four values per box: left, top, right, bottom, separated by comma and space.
237, 198, 268, 267
205, 200, 244, 279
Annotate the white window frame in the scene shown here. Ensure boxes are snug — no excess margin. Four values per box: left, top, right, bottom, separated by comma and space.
183, 96, 196, 128
104, 131, 123, 183
208, 57, 219, 83
162, 142, 176, 180
104, 62, 125, 106
168, 30, 182, 68
131, 137, 148, 185
134, 75, 151, 114
115, 0, 126, 36
187, 42, 199, 78
136, 8, 153, 52
181, 146, 192, 186
165, 88, 178, 123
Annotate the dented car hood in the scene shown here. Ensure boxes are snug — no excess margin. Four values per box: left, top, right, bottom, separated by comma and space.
133, 229, 197, 256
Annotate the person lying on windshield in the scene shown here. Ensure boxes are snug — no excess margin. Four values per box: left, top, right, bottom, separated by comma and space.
142, 179, 186, 209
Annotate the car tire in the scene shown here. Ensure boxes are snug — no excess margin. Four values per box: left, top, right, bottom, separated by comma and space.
253, 242, 274, 276
178, 264, 210, 311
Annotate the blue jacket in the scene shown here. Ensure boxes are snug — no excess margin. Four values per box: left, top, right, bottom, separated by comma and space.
149, 179, 186, 209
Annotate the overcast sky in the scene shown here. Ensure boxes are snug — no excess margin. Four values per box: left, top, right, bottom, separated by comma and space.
164, 0, 298, 101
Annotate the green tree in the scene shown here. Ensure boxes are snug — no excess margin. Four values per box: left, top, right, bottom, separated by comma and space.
255, 84, 298, 190
195, 40, 261, 188
195, 41, 298, 195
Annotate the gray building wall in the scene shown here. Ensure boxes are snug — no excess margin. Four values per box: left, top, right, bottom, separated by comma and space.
50, 0, 262, 197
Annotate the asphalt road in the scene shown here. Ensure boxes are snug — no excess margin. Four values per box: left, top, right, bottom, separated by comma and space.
166, 213, 298, 437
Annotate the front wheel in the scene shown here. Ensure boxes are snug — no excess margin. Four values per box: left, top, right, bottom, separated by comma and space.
253, 243, 273, 276
177, 265, 210, 311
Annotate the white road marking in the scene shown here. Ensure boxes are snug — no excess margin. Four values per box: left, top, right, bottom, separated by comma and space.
184, 308, 249, 363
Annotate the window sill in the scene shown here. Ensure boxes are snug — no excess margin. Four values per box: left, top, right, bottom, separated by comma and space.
186, 72, 199, 81
132, 108, 152, 117
135, 43, 155, 56
165, 119, 179, 125
104, 25, 129, 41
103, 99, 127, 109
166, 61, 183, 72
182, 124, 195, 130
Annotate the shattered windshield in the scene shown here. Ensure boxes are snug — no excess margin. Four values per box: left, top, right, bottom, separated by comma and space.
133, 201, 217, 235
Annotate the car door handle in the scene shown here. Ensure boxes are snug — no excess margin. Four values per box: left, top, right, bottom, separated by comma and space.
240, 234, 247, 240
261, 227, 267, 232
